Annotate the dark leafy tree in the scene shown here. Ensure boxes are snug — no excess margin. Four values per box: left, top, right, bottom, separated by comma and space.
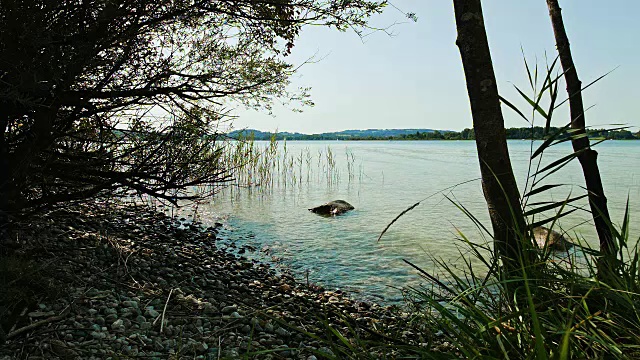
0, 0, 386, 239
460, 127, 475, 140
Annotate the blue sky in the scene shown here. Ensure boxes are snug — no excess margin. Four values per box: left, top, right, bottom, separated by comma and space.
233, 1, 640, 133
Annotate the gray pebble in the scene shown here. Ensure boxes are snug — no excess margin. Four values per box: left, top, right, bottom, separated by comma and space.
203, 303, 218, 315
146, 308, 160, 318
90, 331, 106, 340
318, 347, 335, 357
230, 311, 243, 319
122, 300, 138, 308
221, 305, 237, 314
111, 319, 125, 332
264, 322, 274, 333
275, 327, 290, 338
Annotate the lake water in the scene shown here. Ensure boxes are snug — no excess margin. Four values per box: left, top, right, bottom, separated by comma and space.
192, 140, 640, 303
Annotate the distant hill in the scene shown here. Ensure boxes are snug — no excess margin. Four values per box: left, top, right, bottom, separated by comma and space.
227, 127, 640, 141
228, 128, 441, 140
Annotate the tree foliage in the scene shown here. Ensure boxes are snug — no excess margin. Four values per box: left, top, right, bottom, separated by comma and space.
0, 0, 386, 224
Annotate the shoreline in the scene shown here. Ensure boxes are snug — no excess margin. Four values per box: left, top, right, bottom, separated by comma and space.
0, 200, 437, 359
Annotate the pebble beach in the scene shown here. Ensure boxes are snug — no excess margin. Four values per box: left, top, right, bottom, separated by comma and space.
0, 201, 440, 359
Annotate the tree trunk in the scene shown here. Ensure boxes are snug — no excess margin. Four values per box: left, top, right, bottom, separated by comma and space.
0, 115, 8, 247
452, 0, 529, 273
546, 0, 615, 273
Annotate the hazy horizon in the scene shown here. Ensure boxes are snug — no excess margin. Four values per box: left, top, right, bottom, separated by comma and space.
229, 125, 636, 135
230, 1, 640, 135
230, 126, 453, 134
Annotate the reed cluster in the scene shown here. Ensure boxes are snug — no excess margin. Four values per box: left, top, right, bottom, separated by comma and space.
216, 135, 361, 192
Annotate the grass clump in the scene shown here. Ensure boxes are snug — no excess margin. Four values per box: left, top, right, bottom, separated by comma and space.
218, 133, 358, 193
401, 219, 640, 359
396, 57, 640, 358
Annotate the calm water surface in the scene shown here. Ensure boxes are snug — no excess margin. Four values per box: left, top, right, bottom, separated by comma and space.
195, 140, 640, 303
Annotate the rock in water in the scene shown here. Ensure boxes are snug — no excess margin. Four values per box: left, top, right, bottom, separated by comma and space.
309, 200, 354, 216
532, 226, 573, 251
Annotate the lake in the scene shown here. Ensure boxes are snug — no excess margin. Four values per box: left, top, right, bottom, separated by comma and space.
189, 140, 640, 303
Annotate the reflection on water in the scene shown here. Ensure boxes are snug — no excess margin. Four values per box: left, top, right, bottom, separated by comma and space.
192, 140, 640, 303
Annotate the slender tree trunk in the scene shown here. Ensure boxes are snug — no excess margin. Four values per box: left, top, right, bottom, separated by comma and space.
0, 115, 9, 247
546, 0, 615, 272
453, 0, 529, 274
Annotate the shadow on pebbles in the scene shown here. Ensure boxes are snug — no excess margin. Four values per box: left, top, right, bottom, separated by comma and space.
0, 201, 436, 359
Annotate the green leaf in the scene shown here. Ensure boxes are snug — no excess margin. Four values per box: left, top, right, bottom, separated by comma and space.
446, 196, 492, 236
555, 67, 618, 109
514, 85, 549, 119
531, 123, 573, 159
522, 47, 535, 91
545, 70, 560, 134
528, 209, 577, 229
524, 194, 587, 217
534, 149, 584, 176
524, 184, 565, 198
328, 326, 354, 351
377, 201, 421, 242
521, 265, 548, 360
536, 55, 559, 107
619, 196, 631, 251
500, 95, 530, 123
558, 314, 574, 360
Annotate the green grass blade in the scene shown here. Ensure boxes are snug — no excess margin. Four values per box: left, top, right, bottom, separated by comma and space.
328, 325, 355, 352
500, 95, 531, 123
523, 47, 535, 91
404, 259, 457, 296
514, 84, 549, 120
531, 123, 573, 159
534, 149, 584, 176
555, 67, 618, 109
619, 196, 631, 251
377, 201, 421, 242
524, 194, 587, 217
521, 266, 548, 360
446, 195, 493, 236
545, 72, 560, 134
528, 209, 577, 229
524, 184, 565, 198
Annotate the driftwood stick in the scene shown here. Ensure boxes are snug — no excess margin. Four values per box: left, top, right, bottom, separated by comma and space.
159, 288, 174, 333
7, 307, 70, 339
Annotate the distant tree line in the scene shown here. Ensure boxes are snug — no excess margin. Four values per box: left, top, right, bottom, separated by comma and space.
400, 129, 475, 140
402, 127, 639, 140
234, 127, 639, 141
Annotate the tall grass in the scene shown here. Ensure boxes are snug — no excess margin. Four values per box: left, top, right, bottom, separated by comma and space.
395, 197, 640, 358
343, 57, 640, 359
215, 135, 361, 193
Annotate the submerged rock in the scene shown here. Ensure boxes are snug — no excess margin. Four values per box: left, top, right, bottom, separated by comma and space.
532, 226, 573, 251
309, 200, 354, 216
